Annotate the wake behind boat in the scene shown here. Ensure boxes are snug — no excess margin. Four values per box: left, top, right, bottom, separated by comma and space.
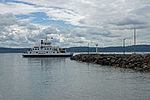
22, 38, 73, 57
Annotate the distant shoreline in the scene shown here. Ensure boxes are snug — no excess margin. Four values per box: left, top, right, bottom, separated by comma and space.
0, 45, 150, 53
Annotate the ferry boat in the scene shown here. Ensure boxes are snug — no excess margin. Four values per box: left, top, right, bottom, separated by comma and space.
22, 38, 73, 57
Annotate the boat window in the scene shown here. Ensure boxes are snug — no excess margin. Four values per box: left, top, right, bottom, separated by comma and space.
36, 52, 38, 53
46, 52, 48, 53
53, 52, 55, 53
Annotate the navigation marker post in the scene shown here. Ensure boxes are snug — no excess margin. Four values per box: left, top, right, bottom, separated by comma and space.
134, 28, 136, 54
123, 38, 126, 55
88, 43, 90, 55
96, 43, 98, 54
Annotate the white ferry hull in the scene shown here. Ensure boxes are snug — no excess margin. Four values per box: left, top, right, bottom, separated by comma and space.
23, 53, 73, 57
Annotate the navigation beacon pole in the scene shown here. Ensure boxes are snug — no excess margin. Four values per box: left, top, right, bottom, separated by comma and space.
88, 43, 89, 55
134, 28, 136, 54
96, 43, 98, 54
123, 38, 126, 55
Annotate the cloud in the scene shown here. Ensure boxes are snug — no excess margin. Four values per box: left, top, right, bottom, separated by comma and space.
42, 27, 59, 34
3, 0, 149, 28
0, 0, 150, 47
132, 6, 150, 15
0, 13, 88, 47
112, 17, 145, 26
0, 2, 85, 26
0, 13, 17, 26
42, 25, 71, 35
70, 28, 87, 37
0, 13, 47, 47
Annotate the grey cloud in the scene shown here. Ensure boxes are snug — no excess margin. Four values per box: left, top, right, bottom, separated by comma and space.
60, 43, 70, 47
51, 38, 59, 43
87, 28, 111, 36
0, 13, 45, 47
75, 33, 85, 37
104, 34, 121, 38
71, 28, 86, 37
27, 24, 40, 30
116, 24, 150, 30
34, 33, 45, 39
132, 6, 150, 15
42, 27, 58, 34
27, 37, 36, 42
71, 27, 120, 38
18, 21, 29, 26
79, 19, 86, 25
111, 17, 146, 26
0, 13, 18, 26
1, 0, 150, 47
73, 40, 84, 43
42, 25, 70, 35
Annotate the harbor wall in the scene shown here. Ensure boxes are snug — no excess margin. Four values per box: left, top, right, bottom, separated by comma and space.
71, 54, 150, 72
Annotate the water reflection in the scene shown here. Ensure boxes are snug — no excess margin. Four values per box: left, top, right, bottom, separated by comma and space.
0, 54, 150, 100
27, 57, 67, 71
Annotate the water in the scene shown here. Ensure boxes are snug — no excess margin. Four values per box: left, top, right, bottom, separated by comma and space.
0, 53, 150, 100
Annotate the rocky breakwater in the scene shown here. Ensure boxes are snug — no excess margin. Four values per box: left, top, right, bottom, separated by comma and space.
71, 54, 150, 72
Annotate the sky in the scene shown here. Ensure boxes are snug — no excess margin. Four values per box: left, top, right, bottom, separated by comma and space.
0, 0, 150, 48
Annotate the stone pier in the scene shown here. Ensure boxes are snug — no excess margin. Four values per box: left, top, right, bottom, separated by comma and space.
71, 54, 150, 72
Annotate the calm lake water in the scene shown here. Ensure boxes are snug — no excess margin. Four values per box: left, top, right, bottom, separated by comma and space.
0, 53, 150, 100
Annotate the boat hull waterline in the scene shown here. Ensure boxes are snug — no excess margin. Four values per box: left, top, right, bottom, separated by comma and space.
23, 53, 73, 57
